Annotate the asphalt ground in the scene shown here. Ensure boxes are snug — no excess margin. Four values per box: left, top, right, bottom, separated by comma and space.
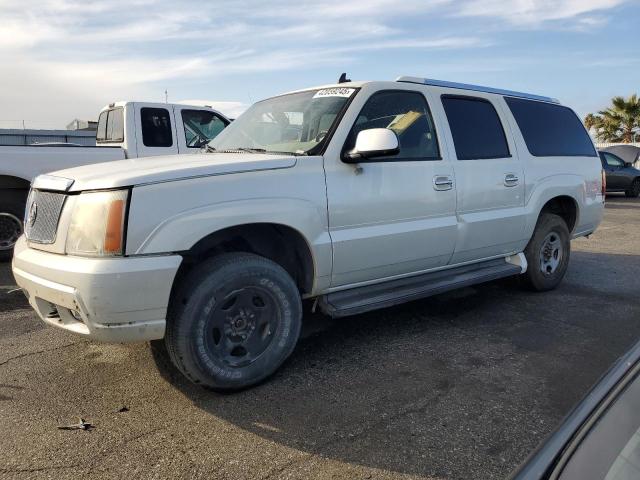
1, 195, 639, 480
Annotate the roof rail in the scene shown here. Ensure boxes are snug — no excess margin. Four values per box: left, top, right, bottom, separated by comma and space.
396, 76, 560, 104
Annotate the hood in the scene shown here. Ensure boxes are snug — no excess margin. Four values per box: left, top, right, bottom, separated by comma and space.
44, 153, 297, 192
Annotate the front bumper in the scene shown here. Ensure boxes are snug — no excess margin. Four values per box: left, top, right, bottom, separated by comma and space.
11, 236, 182, 343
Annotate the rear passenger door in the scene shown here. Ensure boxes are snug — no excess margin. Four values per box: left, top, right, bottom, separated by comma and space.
438, 94, 525, 264
135, 105, 179, 158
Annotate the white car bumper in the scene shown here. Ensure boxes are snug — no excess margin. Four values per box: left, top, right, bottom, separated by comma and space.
11, 236, 181, 343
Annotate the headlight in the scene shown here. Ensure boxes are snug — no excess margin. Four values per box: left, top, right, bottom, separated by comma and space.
66, 189, 129, 256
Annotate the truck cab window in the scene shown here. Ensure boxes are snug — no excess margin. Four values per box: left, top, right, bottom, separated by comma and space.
181, 110, 228, 148
344, 90, 440, 161
141, 107, 173, 147
96, 108, 124, 143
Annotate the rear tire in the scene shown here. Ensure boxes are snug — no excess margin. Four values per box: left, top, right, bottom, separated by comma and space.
0, 190, 28, 262
625, 179, 640, 198
164, 252, 302, 391
521, 213, 570, 292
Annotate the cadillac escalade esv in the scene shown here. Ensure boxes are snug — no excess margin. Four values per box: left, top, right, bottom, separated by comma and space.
12, 77, 605, 390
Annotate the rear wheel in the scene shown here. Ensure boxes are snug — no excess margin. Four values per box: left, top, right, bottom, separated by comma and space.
521, 213, 570, 292
164, 253, 302, 391
0, 190, 27, 262
625, 179, 640, 198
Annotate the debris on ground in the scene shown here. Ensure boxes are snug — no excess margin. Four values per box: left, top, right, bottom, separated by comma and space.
58, 418, 94, 431
115, 406, 129, 413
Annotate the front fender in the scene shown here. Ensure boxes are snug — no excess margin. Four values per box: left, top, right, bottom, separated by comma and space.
128, 196, 332, 280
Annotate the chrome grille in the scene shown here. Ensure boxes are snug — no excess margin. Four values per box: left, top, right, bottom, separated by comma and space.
24, 190, 67, 244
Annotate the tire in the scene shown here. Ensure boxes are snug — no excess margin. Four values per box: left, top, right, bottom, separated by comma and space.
164, 252, 302, 391
0, 190, 28, 262
521, 213, 570, 292
625, 179, 640, 198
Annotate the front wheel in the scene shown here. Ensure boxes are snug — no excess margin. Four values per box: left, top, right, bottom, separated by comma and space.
164, 253, 302, 391
625, 179, 640, 198
521, 213, 571, 292
0, 190, 28, 262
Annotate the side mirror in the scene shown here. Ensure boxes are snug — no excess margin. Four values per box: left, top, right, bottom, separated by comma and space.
343, 128, 399, 163
625, 162, 633, 168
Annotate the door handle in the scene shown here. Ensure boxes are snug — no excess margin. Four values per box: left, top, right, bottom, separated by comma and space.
433, 175, 454, 191
504, 174, 519, 187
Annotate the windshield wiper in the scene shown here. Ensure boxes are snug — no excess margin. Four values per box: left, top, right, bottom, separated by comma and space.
200, 143, 217, 153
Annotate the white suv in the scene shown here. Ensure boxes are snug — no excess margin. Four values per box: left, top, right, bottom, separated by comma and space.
12, 76, 605, 390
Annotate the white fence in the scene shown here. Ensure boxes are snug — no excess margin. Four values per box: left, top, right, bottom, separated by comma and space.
595, 142, 640, 149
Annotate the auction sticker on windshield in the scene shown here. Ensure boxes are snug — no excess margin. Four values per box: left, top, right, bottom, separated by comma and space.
313, 88, 356, 99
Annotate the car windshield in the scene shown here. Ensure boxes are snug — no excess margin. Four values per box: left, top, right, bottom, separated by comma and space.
208, 88, 357, 155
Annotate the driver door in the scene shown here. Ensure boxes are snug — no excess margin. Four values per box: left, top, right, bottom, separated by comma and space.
174, 106, 229, 153
324, 89, 458, 287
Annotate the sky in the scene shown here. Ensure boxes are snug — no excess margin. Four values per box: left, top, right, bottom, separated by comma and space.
0, 0, 638, 129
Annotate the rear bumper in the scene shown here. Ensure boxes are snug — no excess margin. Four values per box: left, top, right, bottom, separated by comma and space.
11, 236, 181, 343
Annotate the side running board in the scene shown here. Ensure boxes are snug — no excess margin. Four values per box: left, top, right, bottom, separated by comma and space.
318, 256, 525, 318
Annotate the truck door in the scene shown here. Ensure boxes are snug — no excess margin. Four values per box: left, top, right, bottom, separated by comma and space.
437, 93, 525, 264
134, 105, 179, 158
173, 106, 229, 153
324, 88, 458, 287
601, 152, 628, 191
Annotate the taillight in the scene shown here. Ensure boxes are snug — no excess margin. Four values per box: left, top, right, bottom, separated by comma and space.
601, 169, 607, 197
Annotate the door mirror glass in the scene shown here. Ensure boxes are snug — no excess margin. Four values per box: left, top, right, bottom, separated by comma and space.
344, 128, 399, 163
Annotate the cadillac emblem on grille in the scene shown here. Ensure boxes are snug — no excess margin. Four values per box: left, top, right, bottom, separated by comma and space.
27, 201, 38, 227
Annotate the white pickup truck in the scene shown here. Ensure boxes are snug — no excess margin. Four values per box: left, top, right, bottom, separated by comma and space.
0, 101, 229, 259
13, 77, 605, 391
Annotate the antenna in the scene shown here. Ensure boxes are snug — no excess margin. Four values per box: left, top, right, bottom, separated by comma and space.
338, 72, 351, 84
164, 89, 168, 103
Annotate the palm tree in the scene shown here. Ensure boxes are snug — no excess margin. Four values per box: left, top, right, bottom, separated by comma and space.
584, 94, 640, 143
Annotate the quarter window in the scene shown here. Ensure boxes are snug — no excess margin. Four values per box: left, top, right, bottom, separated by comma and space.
141, 107, 173, 147
181, 110, 228, 148
505, 97, 597, 157
344, 90, 440, 161
441, 95, 510, 160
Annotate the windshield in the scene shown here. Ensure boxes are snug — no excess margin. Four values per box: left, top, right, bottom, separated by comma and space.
208, 88, 357, 155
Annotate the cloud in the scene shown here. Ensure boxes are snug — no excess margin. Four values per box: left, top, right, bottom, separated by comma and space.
0, 0, 632, 127
456, 0, 629, 26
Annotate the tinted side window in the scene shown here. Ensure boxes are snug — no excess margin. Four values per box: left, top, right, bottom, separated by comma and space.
441, 95, 510, 160
344, 90, 440, 161
505, 97, 597, 157
141, 107, 173, 147
603, 153, 625, 167
181, 110, 228, 147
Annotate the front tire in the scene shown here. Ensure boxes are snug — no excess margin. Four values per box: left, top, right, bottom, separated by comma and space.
521, 213, 570, 292
625, 179, 640, 198
0, 190, 28, 262
164, 253, 302, 391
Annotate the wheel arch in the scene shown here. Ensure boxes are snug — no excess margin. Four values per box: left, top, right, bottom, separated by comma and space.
173, 222, 316, 296
0, 175, 31, 190
538, 195, 579, 233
